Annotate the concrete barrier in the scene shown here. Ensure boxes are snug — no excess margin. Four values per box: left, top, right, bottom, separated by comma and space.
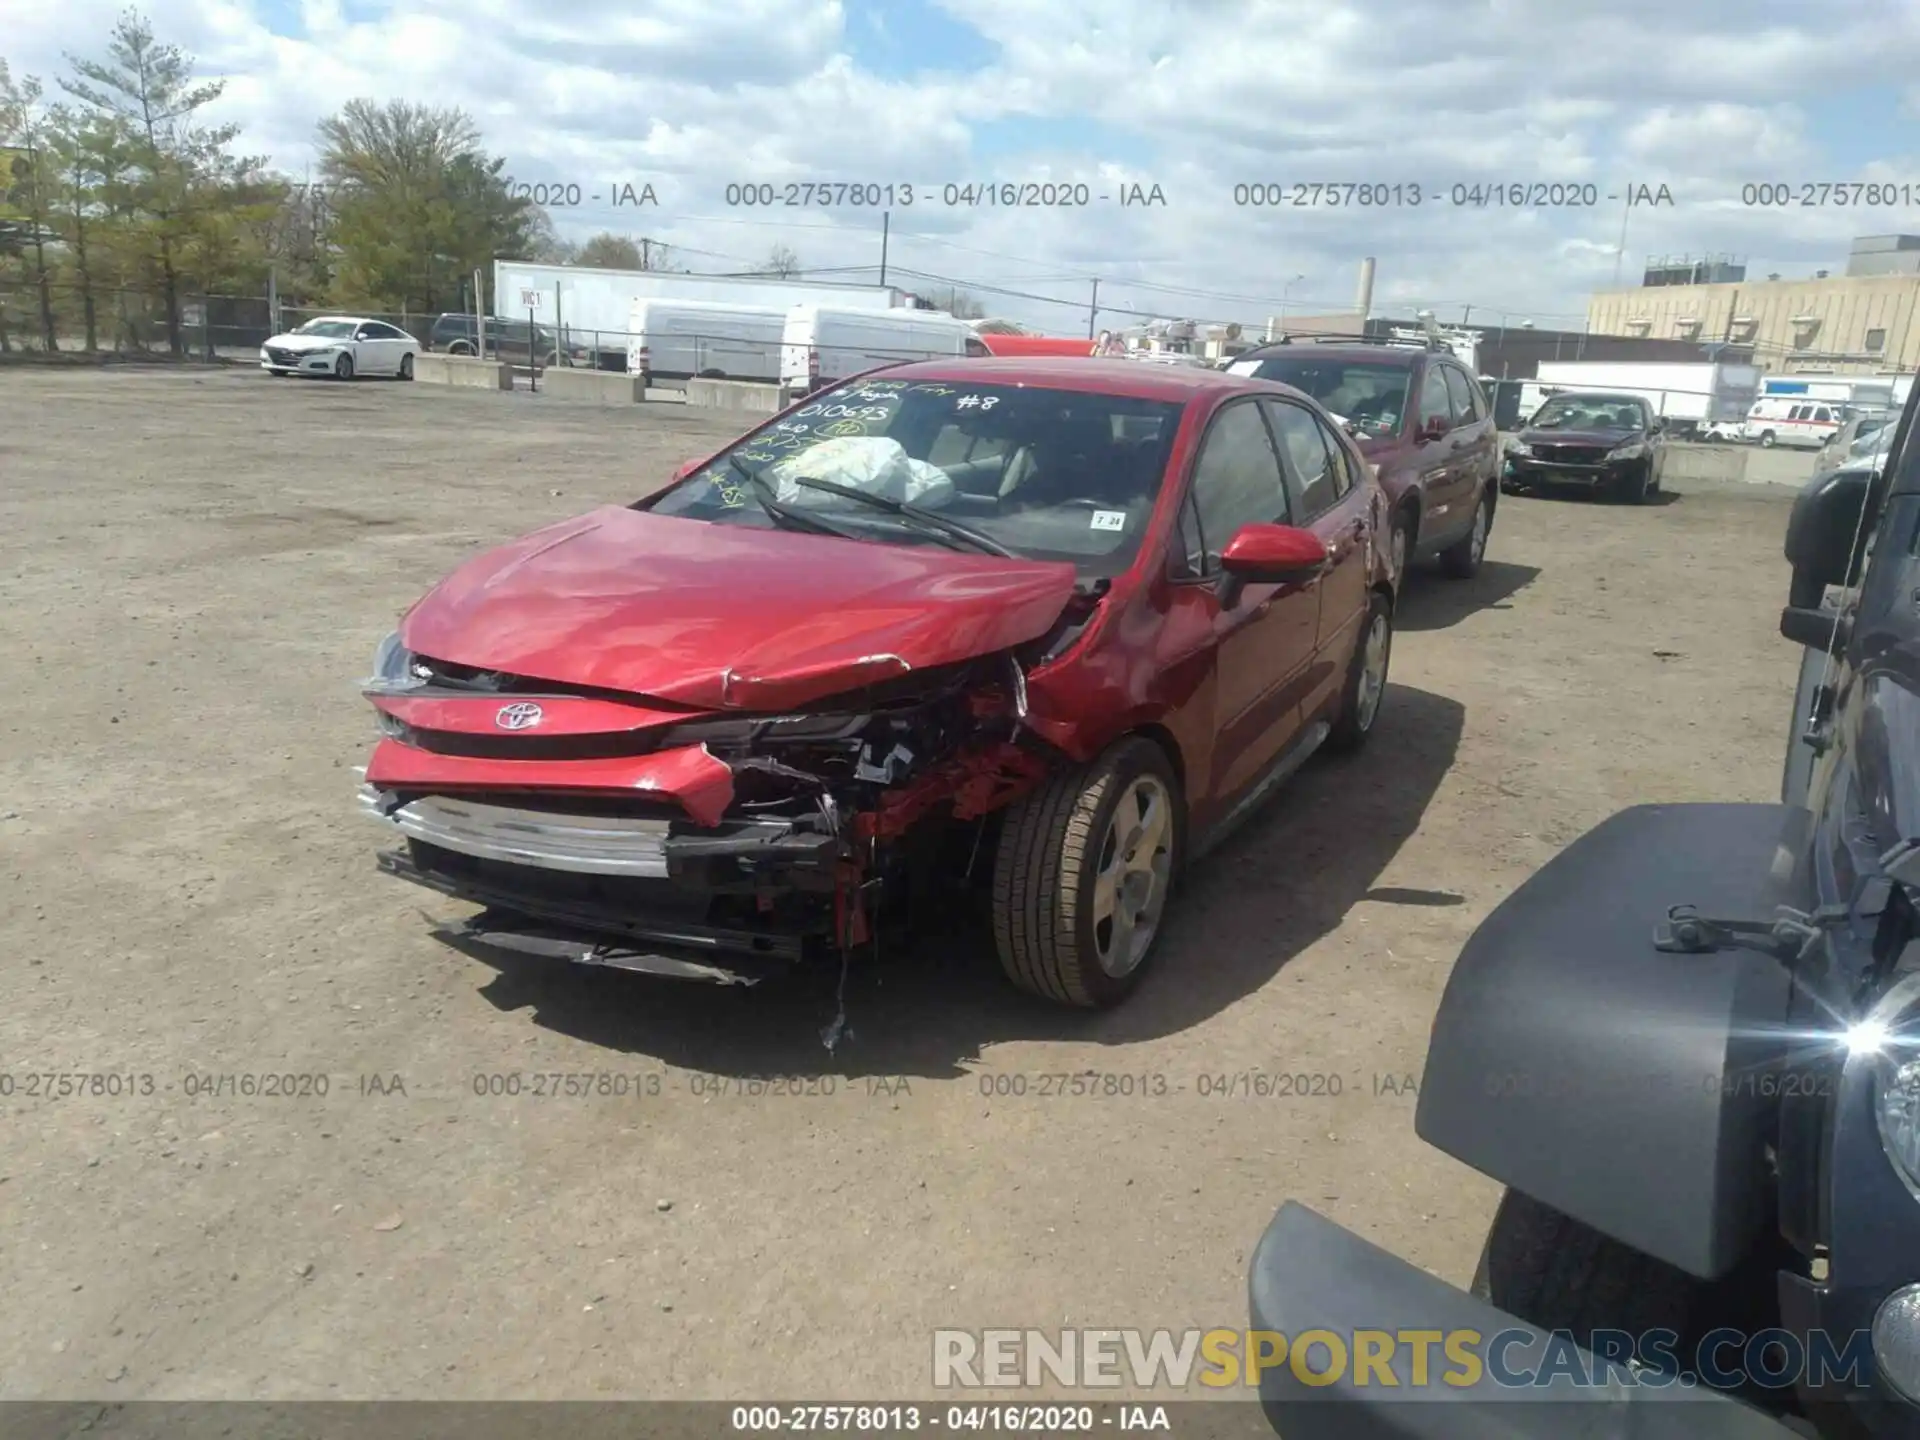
684, 378, 784, 414
414, 353, 511, 390
1661, 443, 1750, 485
541, 367, 646, 404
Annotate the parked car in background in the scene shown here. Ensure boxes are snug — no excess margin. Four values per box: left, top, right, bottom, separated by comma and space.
975, 334, 1100, 358
260, 316, 419, 380
1226, 337, 1499, 586
427, 314, 581, 367
356, 358, 1394, 1010
780, 307, 989, 394
1503, 390, 1669, 503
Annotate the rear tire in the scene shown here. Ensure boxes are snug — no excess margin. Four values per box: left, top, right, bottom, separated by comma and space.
1482, 1189, 1706, 1372
1327, 592, 1392, 754
1438, 490, 1491, 578
990, 737, 1181, 1009
267, 368, 289, 376
398, 353, 414, 381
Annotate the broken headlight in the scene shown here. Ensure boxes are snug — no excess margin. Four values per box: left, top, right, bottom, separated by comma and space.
363, 630, 428, 695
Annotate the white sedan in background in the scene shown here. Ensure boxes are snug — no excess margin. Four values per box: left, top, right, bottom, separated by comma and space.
260, 316, 420, 380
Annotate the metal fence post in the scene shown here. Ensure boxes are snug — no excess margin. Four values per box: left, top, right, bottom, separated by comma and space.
529, 304, 537, 392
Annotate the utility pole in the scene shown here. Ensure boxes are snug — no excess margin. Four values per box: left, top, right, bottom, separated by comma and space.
1611, 194, 1631, 289
641, 237, 652, 270
1087, 278, 1099, 339
879, 211, 889, 288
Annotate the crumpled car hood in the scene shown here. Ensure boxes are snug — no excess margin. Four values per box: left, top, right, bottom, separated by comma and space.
400, 505, 1081, 710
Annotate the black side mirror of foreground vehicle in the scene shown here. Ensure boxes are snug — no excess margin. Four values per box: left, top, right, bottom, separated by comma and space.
1784, 465, 1876, 609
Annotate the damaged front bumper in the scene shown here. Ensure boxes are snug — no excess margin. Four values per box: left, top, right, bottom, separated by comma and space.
357, 651, 1060, 984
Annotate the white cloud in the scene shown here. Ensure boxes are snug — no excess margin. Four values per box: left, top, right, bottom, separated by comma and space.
8, 0, 1920, 329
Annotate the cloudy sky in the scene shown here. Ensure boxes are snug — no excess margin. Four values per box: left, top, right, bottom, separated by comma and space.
9, 0, 1920, 332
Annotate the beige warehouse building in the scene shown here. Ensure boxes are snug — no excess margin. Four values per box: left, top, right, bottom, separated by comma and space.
1587, 236, 1920, 375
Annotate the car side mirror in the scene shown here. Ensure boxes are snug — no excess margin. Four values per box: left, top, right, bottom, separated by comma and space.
1218, 523, 1328, 604
1783, 466, 1875, 611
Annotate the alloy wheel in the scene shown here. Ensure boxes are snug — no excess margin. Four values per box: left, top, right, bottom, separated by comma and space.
1355, 612, 1391, 732
1090, 775, 1173, 978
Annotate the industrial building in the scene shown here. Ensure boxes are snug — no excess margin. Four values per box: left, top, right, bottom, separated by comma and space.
1586, 237, 1920, 375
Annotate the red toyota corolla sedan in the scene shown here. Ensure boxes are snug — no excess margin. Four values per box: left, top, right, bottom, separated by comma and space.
357, 358, 1396, 1008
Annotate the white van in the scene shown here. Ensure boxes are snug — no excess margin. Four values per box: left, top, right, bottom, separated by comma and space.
781, 306, 990, 393
1741, 396, 1843, 449
626, 299, 786, 383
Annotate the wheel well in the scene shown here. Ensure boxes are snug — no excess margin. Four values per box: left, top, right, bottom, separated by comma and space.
1372, 579, 1396, 616
1394, 494, 1421, 542
1125, 723, 1187, 801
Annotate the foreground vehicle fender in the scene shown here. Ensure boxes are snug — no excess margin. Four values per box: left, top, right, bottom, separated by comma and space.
1414, 804, 1798, 1281
1247, 1202, 1803, 1438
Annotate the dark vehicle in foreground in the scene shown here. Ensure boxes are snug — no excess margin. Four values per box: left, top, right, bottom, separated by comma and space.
356, 358, 1396, 1008
1228, 336, 1500, 589
1249, 382, 1920, 1434
1504, 390, 1670, 503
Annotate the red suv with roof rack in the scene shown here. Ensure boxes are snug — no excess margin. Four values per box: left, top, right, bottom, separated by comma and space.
1227, 337, 1500, 587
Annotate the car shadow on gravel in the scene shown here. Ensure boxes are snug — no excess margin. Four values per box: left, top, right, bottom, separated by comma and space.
451, 683, 1462, 1082
1394, 560, 1539, 632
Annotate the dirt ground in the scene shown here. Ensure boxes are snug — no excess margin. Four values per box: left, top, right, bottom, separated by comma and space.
0, 367, 1804, 1401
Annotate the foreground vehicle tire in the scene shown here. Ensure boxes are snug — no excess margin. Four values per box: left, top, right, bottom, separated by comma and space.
1326, 591, 1392, 753
334, 353, 354, 380
1480, 1188, 1706, 1371
991, 737, 1181, 1008
1438, 490, 1492, 578
398, 353, 414, 381
1759, 429, 1776, 448
1613, 463, 1650, 504
1386, 504, 1414, 590
267, 367, 289, 376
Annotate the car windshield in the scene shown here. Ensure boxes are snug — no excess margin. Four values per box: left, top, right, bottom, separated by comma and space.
1226, 358, 1408, 438
644, 379, 1185, 579
294, 320, 357, 338
1531, 396, 1645, 430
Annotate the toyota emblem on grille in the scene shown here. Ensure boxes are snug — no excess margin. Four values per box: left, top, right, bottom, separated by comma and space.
495, 702, 544, 730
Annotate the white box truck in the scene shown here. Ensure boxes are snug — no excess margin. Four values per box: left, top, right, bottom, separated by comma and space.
1527, 360, 1761, 435
626, 299, 786, 384
780, 306, 988, 393
492, 261, 907, 371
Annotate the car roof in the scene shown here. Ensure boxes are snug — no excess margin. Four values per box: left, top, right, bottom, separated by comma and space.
1235, 343, 1426, 367
866, 355, 1296, 401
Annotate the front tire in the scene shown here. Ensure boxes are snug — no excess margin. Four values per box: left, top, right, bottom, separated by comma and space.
1614, 463, 1650, 504
267, 367, 289, 376
1327, 592, 1392, 753
1759, 430, 1776, 448
1438, 490, 1491, 578
991, 737, 1181, 1008
334, 353, 355, 381
1386, 505, 1414, 592
1482, 1189, 1707, 1373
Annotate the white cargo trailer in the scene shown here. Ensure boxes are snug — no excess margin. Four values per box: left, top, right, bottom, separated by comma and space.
626, 299, 786, 383
1526, 360, 1762, 434
492, 261, 907, 370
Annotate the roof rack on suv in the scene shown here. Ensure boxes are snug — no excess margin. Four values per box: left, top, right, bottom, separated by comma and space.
1260, 333, 1453, 353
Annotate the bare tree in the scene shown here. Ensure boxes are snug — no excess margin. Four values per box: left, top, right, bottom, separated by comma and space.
576, 232, 643, 269
755, 242, 800, 278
